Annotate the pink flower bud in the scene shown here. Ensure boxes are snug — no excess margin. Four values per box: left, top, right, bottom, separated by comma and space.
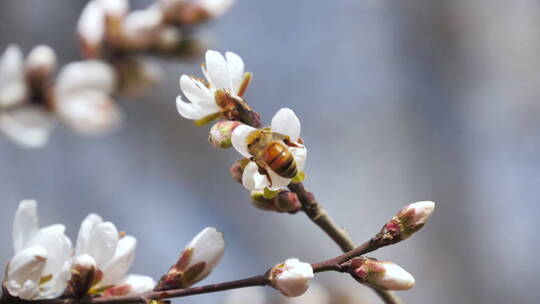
229, 159, 245, 184
209, 120, 242, 149
268, 258, 314, 297
351, 258, 415, 291
275, 191, 301, 213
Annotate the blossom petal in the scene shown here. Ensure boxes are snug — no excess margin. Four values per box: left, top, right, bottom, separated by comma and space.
179, 75, 215, 106
55, 90, 123, 135
0, 44, 28, 107
26, 224, 73, 282
290, 146, 307, 171
77, 2, 105, 54
271, 108, 301, 141
13, 200, 39, 254
176, 95, 218, 120
205, 50, 231, 90
86, 222, 119, 268
76, 213, 103, 256
266, 167, 292, 190
120, 274, 156, 295
225, 52, 244, 94
0, 106, 55, 148
7, 245, 47, 286
242, 161, 269, 191
231, 125, 256, 158
186, 227, 225, 284
100, 236, 136, 286
55, 60, 116, 95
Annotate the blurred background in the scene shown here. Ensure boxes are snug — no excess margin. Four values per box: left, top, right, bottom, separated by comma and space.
1, 0, 539, 303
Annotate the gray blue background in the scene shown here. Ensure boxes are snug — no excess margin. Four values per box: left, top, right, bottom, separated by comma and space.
1, 1, 539, 303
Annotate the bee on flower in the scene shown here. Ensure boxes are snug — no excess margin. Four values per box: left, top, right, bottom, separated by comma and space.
176, 50, 254, 126
231, 108, 307, 191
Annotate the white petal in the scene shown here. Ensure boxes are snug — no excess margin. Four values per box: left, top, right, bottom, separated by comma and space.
7, 245, 47, 285
100, 236, 136, 286
274, 258, 313, 297
199, 0, 236, 17
180, 75, 215, 106
0, 45, 28, 107
96, 0, 129, 17
13, 200, 39, 253
225, 52, 244, 94
76, 213, 103, 256
266, 167, 292, 190
271, 108, 301, 142
378, 262, 415, 291
25, 45, 57, 76
86, 222, 119, 268
120, 274, 156, 295
241, 161, 269, 191
38, 259, 72, 299
205, 50, 231, 90
25, 224, 73, 281
176, 95, 219, 120
121, 9, 163, 49
231, 124, 257, 158
55, 90, 123, 135
55, 60, 116, 95
5, 279, 39, 300
186, 227, 225, 283
77, 2, 105, 49
290, 146, 307, 171
0, 106, 55, 148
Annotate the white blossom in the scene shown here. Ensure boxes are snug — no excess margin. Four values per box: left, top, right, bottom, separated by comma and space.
269, 258, 313, 297
6, 200, 73, 300
0, 45, 28, 108
96, 0, 129, 18
74, 213, 155, 295
232, 108, 307, 191
176, 50, 245, 120
0, 106, 55, 148
398, 201, 435, 227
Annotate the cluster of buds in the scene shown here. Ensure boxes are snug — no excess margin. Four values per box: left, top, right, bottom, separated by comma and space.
154, 227, 225, 290
177, 50, 308, 193
376, 201, 436, 246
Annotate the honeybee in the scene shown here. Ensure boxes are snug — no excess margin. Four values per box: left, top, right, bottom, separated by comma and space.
246, 129, 301, 185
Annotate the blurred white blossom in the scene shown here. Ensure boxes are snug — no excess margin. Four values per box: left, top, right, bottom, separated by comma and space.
0, 45, 28, 108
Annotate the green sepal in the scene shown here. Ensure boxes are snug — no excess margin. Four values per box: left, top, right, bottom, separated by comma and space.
291, 171, 306, 183
194, 112, 221, 126
263, 187, 279, 199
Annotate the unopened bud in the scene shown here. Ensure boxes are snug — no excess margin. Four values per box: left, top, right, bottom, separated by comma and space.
156, 27, 182, 52
268, 258, 313, 297
77, 2, 105, 58
350, 258, 415, 291
68, 254, 96, 299
197, 0, 236, 19
155, 227, 224, 291
377, 201, 435, 245
209, 120, 242, 149
229, 159, 246, 184
275, 191, 301, 213
25, 45, 57, 84
121, 9, 163, 50
250, 190, 278, 212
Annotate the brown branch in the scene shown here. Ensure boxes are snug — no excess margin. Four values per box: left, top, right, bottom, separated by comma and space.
287, 182, 402, 304
0, 250, 359, 304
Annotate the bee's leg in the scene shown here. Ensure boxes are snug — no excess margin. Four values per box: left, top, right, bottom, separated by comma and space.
255, 161, 273, 186
283, 138, 300, 148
